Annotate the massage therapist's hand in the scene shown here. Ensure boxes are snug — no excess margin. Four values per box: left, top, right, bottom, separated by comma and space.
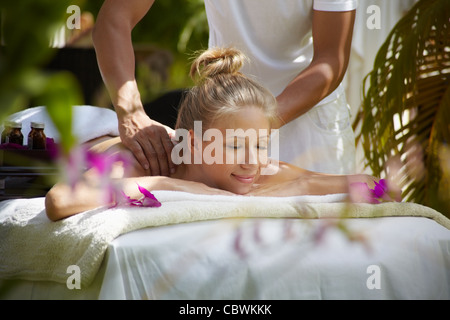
118, 108, 176, 176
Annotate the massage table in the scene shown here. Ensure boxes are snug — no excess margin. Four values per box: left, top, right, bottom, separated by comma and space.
1, 191, 450, 300
0, 106, 449, 300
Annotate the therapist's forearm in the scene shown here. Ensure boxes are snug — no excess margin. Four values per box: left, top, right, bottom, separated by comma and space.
92, 0, 156, 116
275, 58, 343, 127
93, 22, 142, 115
276, 9, 355, 128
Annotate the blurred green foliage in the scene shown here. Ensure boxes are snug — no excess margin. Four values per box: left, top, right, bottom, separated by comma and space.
0, 0, 86, 152
353, 0, 450, 215
0, 0, 209, 151
83, 0, 209, 100
81, 0, 208, 52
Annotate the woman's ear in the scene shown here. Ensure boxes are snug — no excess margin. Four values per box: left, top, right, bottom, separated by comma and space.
188, 129, 201, 154
189, 129, 203, 164
188, 129, 195, 152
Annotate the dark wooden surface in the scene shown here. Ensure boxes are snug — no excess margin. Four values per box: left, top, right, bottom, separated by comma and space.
0, 150, 58, 201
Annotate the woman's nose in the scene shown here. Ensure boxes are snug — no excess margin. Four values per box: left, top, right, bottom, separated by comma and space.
241, 146, 259, 167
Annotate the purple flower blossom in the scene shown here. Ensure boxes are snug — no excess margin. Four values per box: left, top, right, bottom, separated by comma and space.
56, 143, 161, 209
85, 149, 131, 176
349, 179, 392, 204
110, 184, 161, 208
349, 182, 380, 203
0, 143, 27, 150
371, 179, 388, 198
112, 191, 141, 207
65, 145, 90, 189
137, 184, 162, 207
62, 145, 132, 188
45, 138, 60, 160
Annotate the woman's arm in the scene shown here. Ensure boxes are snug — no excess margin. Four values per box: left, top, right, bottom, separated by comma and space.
45, 173, 234, 221
45, 136, 233, 221
45, 173, 162, 221
249, 174, 376, 197
249, 162, 379, 198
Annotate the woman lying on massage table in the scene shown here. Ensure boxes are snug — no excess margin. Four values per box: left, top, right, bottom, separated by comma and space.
45, 47, 393, 221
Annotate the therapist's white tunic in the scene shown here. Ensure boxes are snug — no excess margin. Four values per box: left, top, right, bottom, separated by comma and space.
204, 0, 358, 174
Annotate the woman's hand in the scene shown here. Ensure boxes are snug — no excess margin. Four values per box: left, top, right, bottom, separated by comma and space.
348, 175, 402, 203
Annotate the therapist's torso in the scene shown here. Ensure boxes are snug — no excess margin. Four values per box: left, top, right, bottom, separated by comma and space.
203, 0, 358, 174
204, 0, 315, 97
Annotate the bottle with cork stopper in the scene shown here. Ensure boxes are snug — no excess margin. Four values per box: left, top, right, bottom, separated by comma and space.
28, 121, 47, 150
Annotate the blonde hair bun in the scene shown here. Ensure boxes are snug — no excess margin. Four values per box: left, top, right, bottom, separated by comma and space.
190, 47, 247, 82
176, 46, 278, 131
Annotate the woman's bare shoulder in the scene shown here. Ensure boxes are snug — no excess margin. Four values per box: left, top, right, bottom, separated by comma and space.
84, 135, 122, 153
84, 135, 147, 178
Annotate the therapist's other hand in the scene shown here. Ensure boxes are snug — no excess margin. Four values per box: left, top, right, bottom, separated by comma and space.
118, 109, 175, 176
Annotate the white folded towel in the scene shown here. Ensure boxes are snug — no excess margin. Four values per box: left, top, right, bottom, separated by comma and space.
0, 191, 449, 288
1, 105, 119, 145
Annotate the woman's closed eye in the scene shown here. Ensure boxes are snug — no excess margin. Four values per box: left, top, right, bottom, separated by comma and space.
226, 142, 267, 150
257, 143, 268, 150
225, 139, 243, 150
231, 145, 241, 150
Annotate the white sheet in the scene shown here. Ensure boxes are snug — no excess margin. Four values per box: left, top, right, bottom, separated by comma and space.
1, 190, 450, 300
2, 191, 449, 288
1, 215, 450, 300
0, 192, 348, 287
98, 216, 450, 300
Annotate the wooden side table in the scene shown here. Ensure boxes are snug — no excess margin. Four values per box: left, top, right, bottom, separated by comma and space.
0, 149, 59, 201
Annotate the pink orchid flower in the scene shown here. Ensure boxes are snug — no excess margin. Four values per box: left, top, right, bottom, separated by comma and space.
349, 179, 393, 204
112, 191, 143, 207
137, 184, 162, 207
64, 145, 131, 187
45, 138, 60, 160
60, 144, 161, 208
85, 149, 131, 175
372, 179, 389, 198
111, 184, 161, 208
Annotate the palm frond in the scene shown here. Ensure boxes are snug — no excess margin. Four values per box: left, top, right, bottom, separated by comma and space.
353, 0, 450, 215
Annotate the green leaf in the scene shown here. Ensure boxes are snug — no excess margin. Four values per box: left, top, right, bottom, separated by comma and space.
35, 72, 83, 153
353, 0, 450, 216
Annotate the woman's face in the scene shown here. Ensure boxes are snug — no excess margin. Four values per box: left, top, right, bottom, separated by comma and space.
191, 106, 271, 194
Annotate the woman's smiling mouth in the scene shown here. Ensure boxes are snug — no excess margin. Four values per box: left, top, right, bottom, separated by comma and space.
231, 174, 256, 184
